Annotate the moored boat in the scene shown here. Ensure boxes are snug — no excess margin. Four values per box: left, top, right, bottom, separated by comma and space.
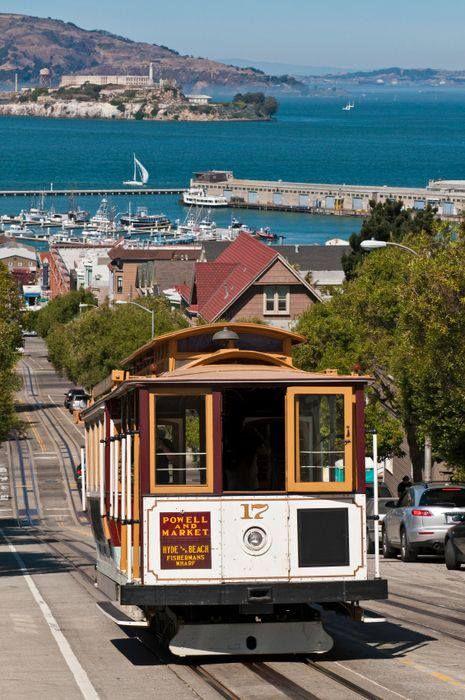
182, 187, 228, 207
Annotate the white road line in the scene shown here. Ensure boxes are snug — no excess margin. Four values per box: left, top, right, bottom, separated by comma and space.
48, 394, 85, 439
334, 661, 410, 699
1, 530, 99, 699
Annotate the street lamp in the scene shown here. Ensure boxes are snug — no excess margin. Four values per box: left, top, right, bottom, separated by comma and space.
361, 237, 431, 481
114, 300, 155, 338
79, 302, 98, 313
360, 239, 419, 257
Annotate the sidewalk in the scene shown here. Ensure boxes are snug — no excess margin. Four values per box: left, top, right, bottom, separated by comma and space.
0, 522, 84, 699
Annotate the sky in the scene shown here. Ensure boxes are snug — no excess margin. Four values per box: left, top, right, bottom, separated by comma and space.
2, 0, 465, 70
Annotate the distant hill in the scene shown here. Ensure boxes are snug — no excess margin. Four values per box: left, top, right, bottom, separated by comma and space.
306, 66, 465, 85
0, 13, 304, 92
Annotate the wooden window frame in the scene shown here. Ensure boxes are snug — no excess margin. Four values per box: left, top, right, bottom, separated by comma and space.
263, 285, 290, 316
286, 386, 354, 492
149, 389, 214, 494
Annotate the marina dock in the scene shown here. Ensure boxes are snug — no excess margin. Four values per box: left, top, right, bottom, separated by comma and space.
191, 171, 465, 219
0, 187, 185, 198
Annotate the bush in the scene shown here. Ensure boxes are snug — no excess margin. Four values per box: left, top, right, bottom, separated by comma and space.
134, 104, 146, 120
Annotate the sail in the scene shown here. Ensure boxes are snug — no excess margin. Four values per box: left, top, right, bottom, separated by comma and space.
135, 156, 149, 185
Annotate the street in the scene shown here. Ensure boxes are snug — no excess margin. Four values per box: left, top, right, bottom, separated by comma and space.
1, 337, 465, 699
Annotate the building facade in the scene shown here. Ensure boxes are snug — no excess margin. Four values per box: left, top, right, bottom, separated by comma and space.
191, 171, 465, 219
108, 243, 205, 301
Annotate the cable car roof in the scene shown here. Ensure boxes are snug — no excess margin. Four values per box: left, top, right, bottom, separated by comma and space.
121, 322, 305, 368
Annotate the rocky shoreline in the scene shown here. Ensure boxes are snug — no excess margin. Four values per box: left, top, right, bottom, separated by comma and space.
0, 87, 276, 122
0, 101, 270, 121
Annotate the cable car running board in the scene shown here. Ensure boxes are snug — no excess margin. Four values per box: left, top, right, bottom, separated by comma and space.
96, 601, 148, 627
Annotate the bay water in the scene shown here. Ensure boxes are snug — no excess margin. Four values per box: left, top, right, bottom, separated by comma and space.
2, 88, 465, 245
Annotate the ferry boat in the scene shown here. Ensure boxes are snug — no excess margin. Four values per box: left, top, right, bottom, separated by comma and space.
182, 187, 228, 208
120, 207, 171, 232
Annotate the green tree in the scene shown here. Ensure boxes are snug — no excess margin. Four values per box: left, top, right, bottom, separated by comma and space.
263, 96, 278, 116
342, 199, 439, 280
296, 225, 465, 480
36, 289, 97, 338
395, 238, 465, 475
45, 297, 188, 389
0, 263, 23, 441
294, 245, 414, 466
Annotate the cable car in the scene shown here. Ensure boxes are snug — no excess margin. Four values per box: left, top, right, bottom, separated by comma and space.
82, 323, 387, 656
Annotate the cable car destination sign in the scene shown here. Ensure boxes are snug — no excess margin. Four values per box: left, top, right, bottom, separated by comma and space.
160, 512, 212, 569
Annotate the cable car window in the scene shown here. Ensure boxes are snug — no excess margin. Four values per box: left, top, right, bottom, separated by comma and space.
286, 387, 353, 492
155, 395, 207, 486
297, 394, 345, 483
222, 387, 285, 491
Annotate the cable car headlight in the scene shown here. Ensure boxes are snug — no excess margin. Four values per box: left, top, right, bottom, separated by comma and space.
244, 527, 267, 552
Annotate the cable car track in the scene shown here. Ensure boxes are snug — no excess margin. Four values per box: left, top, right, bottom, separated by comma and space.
137, 630, 385, 699
21, 361, 87, 527
303, 659, 384, 700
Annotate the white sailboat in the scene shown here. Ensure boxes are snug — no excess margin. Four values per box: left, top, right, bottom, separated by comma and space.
123, 154, 149, 187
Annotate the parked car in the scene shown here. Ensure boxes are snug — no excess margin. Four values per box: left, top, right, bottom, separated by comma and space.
64, 388, 88, 410
22, 329, 38, 337
367, 497, 394, 553
444, 515, 465, 570
70, 394, 88, 413
74, 463, 82, 491
382, 483, 465, 562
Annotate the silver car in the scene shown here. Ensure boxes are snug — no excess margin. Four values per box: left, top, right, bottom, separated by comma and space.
382, 483, 465, 562
367, 497, 394, 553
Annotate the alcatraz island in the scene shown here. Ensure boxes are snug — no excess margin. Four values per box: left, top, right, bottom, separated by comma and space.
0, 63, 278, 122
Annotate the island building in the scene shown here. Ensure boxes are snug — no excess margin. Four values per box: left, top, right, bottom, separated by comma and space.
191, 171, 465, 219
59, 63, 175, 90
185, 94, 212, 106
39, 67, 52, 88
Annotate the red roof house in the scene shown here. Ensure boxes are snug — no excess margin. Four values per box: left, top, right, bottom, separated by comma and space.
184, 233, 320, 328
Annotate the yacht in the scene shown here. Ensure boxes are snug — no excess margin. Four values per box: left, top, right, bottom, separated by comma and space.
182, 187, 228, 207
7, 223, 34, 236
342, 102, 355, 111
123, 154, 149, 187
176, 207, 217, 238
85, 198, 118, 233
120, 207, 171, 232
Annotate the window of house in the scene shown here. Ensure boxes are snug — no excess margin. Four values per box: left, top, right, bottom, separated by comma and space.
116, 276, 123, 294
263, 286, 290, 315
153, 394, 211, 491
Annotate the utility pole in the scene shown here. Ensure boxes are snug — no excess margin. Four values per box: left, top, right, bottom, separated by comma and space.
424, 435, 432, 482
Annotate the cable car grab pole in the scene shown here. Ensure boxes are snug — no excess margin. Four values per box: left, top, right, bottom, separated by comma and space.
373, 431, 380, 579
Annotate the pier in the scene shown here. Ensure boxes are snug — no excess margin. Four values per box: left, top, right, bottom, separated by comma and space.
191, 171, 465, 219
0, 187, 185, 198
